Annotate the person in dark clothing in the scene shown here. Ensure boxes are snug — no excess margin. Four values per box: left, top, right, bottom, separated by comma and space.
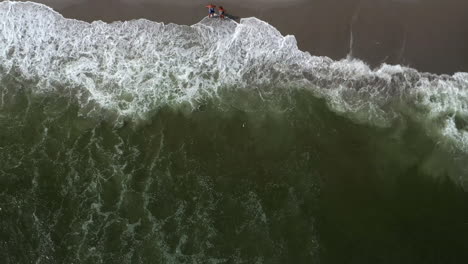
218, 6, 226, 19
206, 4, 216, 18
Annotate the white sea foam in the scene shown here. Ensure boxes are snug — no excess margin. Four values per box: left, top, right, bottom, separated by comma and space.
1, 1, 468, 151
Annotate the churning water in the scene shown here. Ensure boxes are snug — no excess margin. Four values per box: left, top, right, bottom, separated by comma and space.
1, 2, 468, 263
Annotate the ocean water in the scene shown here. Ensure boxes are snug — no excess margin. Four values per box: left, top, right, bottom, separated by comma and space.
1, 2, 468, 263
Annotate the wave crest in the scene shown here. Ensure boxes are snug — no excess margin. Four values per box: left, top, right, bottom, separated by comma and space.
1, 1, 468, 152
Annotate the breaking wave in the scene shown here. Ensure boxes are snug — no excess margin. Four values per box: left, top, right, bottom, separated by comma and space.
2, 2, 468, 263
1, 2, 468, 149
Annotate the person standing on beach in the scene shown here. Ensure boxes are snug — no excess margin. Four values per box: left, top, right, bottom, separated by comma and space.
206, 4, 216, 18
218, 6, 226, 19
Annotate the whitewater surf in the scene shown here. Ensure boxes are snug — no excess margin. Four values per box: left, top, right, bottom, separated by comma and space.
1, 2, 468, 263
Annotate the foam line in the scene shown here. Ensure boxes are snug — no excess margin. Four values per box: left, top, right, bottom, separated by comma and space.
1, 1, 468, 152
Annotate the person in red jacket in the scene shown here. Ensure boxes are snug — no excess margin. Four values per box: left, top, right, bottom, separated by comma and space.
218, 6, 226, 19
206, 4, 216, 18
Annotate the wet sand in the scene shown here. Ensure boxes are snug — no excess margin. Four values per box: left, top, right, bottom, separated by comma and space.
17, 0, 468, 74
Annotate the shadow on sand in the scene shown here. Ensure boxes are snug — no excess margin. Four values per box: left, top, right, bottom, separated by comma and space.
211, 13, 240, 21
225, 13, 240, 21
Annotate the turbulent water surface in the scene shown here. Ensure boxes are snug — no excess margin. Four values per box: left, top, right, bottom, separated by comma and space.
1, 2, 468, 263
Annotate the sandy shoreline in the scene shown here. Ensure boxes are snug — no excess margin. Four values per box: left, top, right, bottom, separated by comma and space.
14, 0, 468, 74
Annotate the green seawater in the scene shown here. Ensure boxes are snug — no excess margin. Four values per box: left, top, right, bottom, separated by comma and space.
1, 75, 468, 264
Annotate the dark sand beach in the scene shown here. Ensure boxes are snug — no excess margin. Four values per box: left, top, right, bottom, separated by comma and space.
16, 0, 468, 74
